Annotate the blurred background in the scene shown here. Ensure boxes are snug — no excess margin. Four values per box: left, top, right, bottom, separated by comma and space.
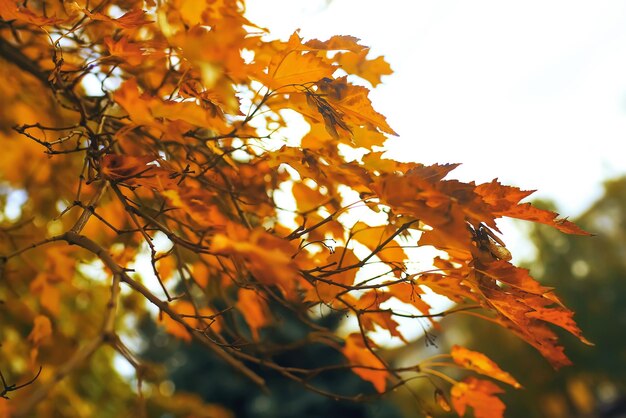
139, 1, 626, 417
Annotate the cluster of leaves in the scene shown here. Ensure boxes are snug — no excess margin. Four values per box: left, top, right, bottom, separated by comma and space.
441, 183, 626, 418
0, 1, 591, 417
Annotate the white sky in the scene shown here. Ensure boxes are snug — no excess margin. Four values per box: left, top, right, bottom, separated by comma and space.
246, 0, 626, 260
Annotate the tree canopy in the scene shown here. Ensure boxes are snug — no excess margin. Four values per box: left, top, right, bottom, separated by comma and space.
0, 1, 591, 417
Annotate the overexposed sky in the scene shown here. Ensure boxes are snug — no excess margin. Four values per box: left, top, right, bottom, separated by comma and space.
246, 0, 626, 259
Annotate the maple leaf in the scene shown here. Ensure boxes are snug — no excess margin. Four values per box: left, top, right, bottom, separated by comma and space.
160, 300, 221, 342
83, 8, 152, 29
236, 288, 270, 340
28, 315, 52, 364
265, 32, 336, 90
387, 282, 433, 319
336, 50, 393, 87
451, 345, 521, 388
342, 333, 388, 393
318, 77, 397, 135
0, 0, 68, 26
308, 247, 360, 303
346, 290, 408, 343
480, 286, 585, 369
104, 37, 145, 66
450, 377, 506, 418
0, 0, 592, 415
211, 226, 302, 299
476, 180, 591, 235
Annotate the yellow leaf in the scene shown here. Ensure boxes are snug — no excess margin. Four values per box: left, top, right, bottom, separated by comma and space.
266, 32, 335, 89
336, 50, 393, 87
292, 182, 326, 213
352, 221, 407, 273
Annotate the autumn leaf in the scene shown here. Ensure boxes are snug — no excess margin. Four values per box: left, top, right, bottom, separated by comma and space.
308, 247, 360, 303
83, 8, 152, 29
351, 221, 407, 273
28, 315, 52, 364
387, 281, 433, 318
451, 345, 521, 388
342, 333, 388, 393
476, 180, 591, 235
305, 35, 368, 53
450, 377, 506, 418
28, 315, 53, 346
318, 77, 397, 135
0, 0, 68, 26
105, 37, 145, 66
0, 0, 592, 415
336, 50, 393, 87
481, 287, 577, 369
210, 226, 301, 299
163, 187, 230, 229
160, 300, 221, 342
266, 32, 335, 90
113, 79, 155, 125
236, 288, 270, 340
479, 260, 554, 296
347, 290, 408, 343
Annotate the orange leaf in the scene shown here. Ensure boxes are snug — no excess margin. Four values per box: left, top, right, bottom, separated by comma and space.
0, 398, 12, 418
28, 315, 52, 346
417, 273, 476, 304
305, 35, 368, 53
318, 77, 397, 135
336, 50, 393, 87
113, 79, 155, 125
292, 182, 326, 213
28, 314, 52, 364
210, 226, 301, 299
476, 180, 591, 235
266, 32, 335, 89
349, 291, 407, 342
352, 221, 407, 275
451, 377, 505, 418
160, 301, 221, 342
308, 247, 360, 303
481, 287, 576, 369
387, 282, 432, 318
163, 187, 229, 229
451, 345, 521, 388
480, 260, 554, 296
29, 273, 61, 316
342, 333, 387, 393
101, 154, 156, 182
84, 8, 152, 29
0, 0, 68, 26
105, 37, 145, 66
236, 288, 270, 340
